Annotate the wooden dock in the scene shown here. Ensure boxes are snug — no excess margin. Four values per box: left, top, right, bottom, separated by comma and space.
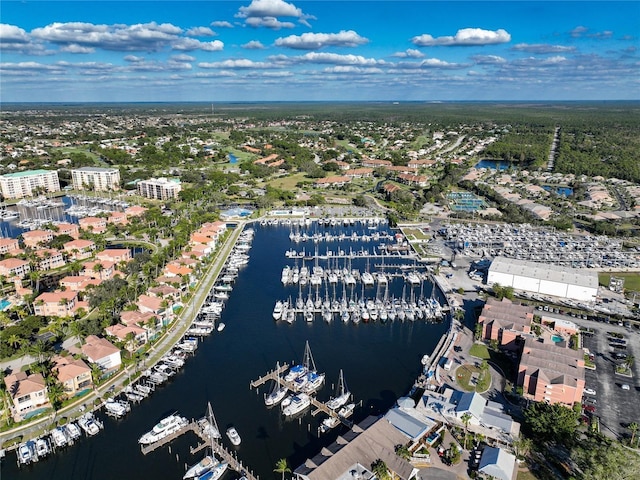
250, 365, 353, 429
140, 422, 196, 455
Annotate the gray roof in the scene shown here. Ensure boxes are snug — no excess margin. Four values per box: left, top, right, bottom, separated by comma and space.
385, 407, 429, 441
479, 446, 516, 480
294, 416, 416, 480
489, 256, 598, 289
481, 408, 515, 434
74, 167, 119, 173
454, 391, 486, 418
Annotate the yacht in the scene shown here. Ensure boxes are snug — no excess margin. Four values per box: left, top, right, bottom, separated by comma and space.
78, 412, 102, 436
264, 363, 288, 406
35, 437, 51, 458
184, 455, 217, 479
198, 462, 229, 480
226, 426, 241, 446
326, 370, 351, 410
285, 364, 307, 382
18, 441, 35, 465
139, 414, 188, 445
338, 403, 356, 418
272, 301, 284, 320
104, 399, 130, 418
302, 371, 325, 394
51, 427, 68, 448
65, 422, 82, 441
282, 393, 311, 416
319, 415, 340, 434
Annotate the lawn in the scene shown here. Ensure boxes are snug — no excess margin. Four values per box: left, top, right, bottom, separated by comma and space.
402, 228, 431, 241
456, 363, 491, 393
469, 343, 491, 360
54, 146, 101, 162
516, 468, 539, 480
267, 172, 309, 190
599, 272, 640, 293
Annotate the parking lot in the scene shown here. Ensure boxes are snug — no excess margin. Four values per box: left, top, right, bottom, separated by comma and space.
580, 320, 640, 439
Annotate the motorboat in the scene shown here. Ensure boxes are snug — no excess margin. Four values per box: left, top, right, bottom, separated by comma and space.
302, 371, 325, 394
319, 415, 340, 433
285, 364, 307, 382
217, 323, 225, 332
139, 414, 188, 445
282, 393, 311, 416
65, 422, 82, 441
35, 437, 51, 458
51, 427, 68, 448
272, 301, 284, 320
78, 412, 102, 436
338, 403, 356, 418
226, 426, 241, 446
17, 441, 35, 465
104, 398, 130, 418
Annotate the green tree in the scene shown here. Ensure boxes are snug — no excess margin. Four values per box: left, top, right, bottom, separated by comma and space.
395, 444, 411, 460
629, 422, 639, 447
461, 412, 472, 449
523, 401, 580, 445
47, 380, 66, 410
371, 459, 391, 480
273, 458, 291, 480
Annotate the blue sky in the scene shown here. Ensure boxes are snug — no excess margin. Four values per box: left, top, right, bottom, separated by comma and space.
1, 1, 638, 102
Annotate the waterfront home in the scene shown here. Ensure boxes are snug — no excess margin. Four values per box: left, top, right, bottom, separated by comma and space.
190, 221, 226, 250
477, 298, 534, 351
148, 285, 181, 301
0, 237, 20, 255
0, 258, 30, 279
294, 416, 418, 480
124, 205, 148, 218
59, 275, 101, 292
79, 216, 107, 234
105, 323, 148, 351
137, 294, 166, 316
21, 229, 54, 248
182, 244, 209, 259
82, 335, 122, 373
63, 239, 96, 260
81, 260, 116, 280
55, 222, 80, 239
517, 338, 585, 406
4, 372, 50, 420
53, 356, 93, 397
96, 248, 131, 264
164, 261, 193, 278
34, 290, 79, 317
34, 249, 66, 271
120, 310, 158, 328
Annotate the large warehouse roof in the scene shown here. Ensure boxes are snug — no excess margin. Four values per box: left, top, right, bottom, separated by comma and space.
489, 256, 598, 289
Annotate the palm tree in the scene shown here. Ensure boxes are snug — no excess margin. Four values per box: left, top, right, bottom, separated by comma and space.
274, 458, 291, 480
29, 339, 53, 365
371, 459, 391, 480
7, 334, 23, 350
395, 444, 411, 460
629, 422, 638, 447
47, 380, 66, 410
512, 436, 533, 459
461, 412, 472, 449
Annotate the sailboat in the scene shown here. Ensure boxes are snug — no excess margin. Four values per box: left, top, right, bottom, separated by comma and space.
326, 369, 351, 410
184, 403, 228, 480
264, 362, 289, 406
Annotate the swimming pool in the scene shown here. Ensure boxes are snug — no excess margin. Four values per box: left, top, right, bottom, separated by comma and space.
0, 298, 11, 311
552, 335, 564, 343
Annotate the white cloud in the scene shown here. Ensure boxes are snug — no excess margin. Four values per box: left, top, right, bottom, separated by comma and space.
172, 38, 224, 51
512, 43, 576, 54
198, 58, 275, 69
275, 30, 368, 50
392, 49, 424, 58
185, 27, 216, 37
322, 66, 383, 74
242, 40, 266, 50
60, 44, 95, 54
0, 24, 30, 43
124, 55, 145, 63
170, 54, 196, 62
570, 26, 589, 38
412, 28, 511, 46
245, 17, 295, 30
211, 21, 234, 28
291, 52, 384, 66
31, 21, 184, 52
471, 54, 507, 64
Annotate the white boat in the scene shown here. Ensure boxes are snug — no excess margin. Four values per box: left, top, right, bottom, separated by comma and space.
326, 370, 351, 410
361, 272, 375, 286
104, 399, 130, 418
17, 441, 35, 465
272, 301, 284, 320
285, 364, 307, 382
184, 455, 218, 479
186, 403, 228, 480
78, 413, 102, 436
65, 422, 82, 441
35, 437, 51, 458
265, 362, 288, 406
226, 426, 241, 446
139, 414, 188, 445
50, 427, 68, 448
217, 322, 226, 332
338, 402, 356, 418
319, 415, 340, 433
302, 371, 325, 394
282, 393, 311, 416
197, 462, 228, 480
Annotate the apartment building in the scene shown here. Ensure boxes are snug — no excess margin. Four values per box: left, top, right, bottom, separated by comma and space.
0, 169, 61, 199
71, 167, 120, 191
137, 177, 182, 200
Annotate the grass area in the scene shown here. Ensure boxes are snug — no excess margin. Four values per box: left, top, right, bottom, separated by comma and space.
598, 272, 640, 293
402, 227, 431, 241
455, 363, 491, 393
53, 146, 101, 162
469, 343, 491, 360
267, 172, 309, 190
516, 468, 539, 480
226, 147, 255, 162
334, 139, 360, 153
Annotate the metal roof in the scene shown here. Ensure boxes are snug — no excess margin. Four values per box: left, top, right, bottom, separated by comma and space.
489, 256, 598, 289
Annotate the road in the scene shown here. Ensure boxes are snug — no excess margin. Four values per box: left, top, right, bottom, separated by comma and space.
0, 222, 246, 447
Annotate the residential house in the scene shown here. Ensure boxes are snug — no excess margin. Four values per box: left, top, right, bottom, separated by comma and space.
63, 239, 96, 260
82, 335, 122, 373
478, 447, 517, 480
361, 158, 392, 168
53, 356, 92, 398
78, 216, 107, 234
55, 222, 80, 239
397, 173, 428, 187
96, 248, 131, 264
107, 211, 128, 225
120, 310, 158, 329
345, 167, 373, 178
34, 290, 78, 317
408, 159, 437, 169
137, 294, 167, 316
124, 205, 148, 218
0, 258, 30, 279
517, 338, 585, 406
82, 260, 116, 280
148, 285, 181, 301
477, 298, 534, 351
105, 323, 148, 351
314, 176, 352, 188
4, 372, 49, 420
0, 237, 20, 255
21, 229, 54, 248
34, 248, 66, 271
164, 262, 193, 279
59, 275, 101, 292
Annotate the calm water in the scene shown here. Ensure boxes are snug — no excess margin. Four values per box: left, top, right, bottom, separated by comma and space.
4, 223, 447, 480
542, 185, 573, 197
474, 159, 514, 170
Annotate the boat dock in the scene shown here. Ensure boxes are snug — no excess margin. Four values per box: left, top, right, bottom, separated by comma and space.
250, 365, 353, 429
140, 418, 260, 480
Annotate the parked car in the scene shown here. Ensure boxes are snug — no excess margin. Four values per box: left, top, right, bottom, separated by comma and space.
584, 388, 596, 395
621, 384, 631, 390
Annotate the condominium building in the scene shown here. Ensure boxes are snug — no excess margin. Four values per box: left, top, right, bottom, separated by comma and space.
71, 167, 120, 191
137, 177, 182, 200
0, 169, 61, 199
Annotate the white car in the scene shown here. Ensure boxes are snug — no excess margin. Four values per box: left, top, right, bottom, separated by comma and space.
621, 384, 630, 390
584, 388, 596, 395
